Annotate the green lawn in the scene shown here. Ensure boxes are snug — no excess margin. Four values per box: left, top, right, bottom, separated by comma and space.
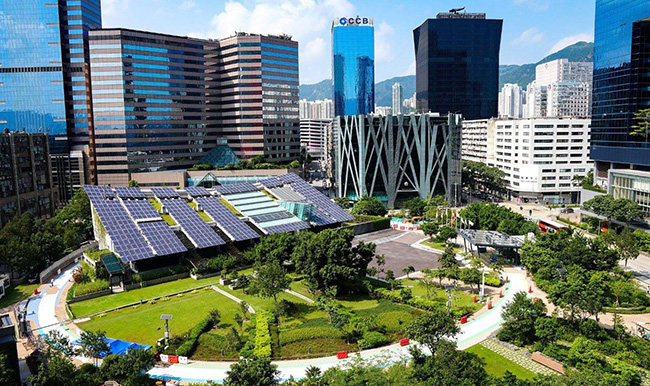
0, 284, 36, 309
188, 201, 213, 222
465, 344, 538, 380
70, 276, 223, 317
399, 278, 481, 313
421, 240, 463, 253
78, 289, 240, 346
148, 198, 176, 225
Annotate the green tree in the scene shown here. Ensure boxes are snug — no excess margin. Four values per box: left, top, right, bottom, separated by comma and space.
247, 232, 297, 264
410, 341, 489, 385
631, 108, 650, 142
406, 309, 460, 355
250, 258, 290, 307
79, 330, 110, 365
459, 267, 481, 293
402, 265, 415, 279
583, 195, 644, 223
436, 226, 457, 243
0, 354, 18, 386
334, 197, 351, 209
100, 349, 155, 385
461, 160, 506, 195
224, 357, 280, 386
534, 317, 561, 345
127, 179, 140, 187
609, 227, 640, 267
351, 195, 387, 216
405, 197, 427, 217
438, 244, 459, 270
498, 291, 546, 346
385, 270, 396, 290
30, 351, 78, 386
420, 222, 439, 240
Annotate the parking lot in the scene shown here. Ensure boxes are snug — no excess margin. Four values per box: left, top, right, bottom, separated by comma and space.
354, 229, 442, 277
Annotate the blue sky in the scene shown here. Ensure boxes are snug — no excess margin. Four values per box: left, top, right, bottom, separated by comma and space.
102, 0, 595, 84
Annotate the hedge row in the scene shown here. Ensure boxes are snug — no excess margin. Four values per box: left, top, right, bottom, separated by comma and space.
133, 265, 189, 283
279, 326, 343, 346
176, 310, 217, 357
358, 331, 389, 350
74, 279, 109, 297
254, 311, 272, 358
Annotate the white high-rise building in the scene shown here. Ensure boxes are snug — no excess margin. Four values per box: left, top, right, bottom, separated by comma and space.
374, 106, 392, 116
300, 119, 332, 159
462, 117, 593, 204
392, 83, 403, 115
299, 99, 335, 119
498, 83, 524, 118
523, 59, 592, 118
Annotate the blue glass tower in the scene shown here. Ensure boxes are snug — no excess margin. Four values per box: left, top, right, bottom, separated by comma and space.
413, 12, 502, 120
0, 1, 101, 154
332, 17, 374, 117
591, 0, 650, 172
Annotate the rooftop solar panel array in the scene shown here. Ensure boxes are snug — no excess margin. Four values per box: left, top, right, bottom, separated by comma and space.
283, 176, 354, 223
185, 186, 211, 198
194, 197, 259, 242
123, 200, 161, 221
264, 221, 310, 235
115, 187, 146, 199
138, 221, 187, 255
84, 186, 155, 262
213, 183, 259, 195
259, 177, 284, 189
151, 188, 180, 199
278, 173, 302, 183
159, 198, 225, 248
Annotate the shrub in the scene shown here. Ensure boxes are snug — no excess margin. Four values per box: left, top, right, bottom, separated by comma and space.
74, 279, 109, 296
254, 311, 272, 358
279, 327, 344, 346
132, 265, 189, 283
175, 309, 218, 357
358, 331, 389, 349
484, 276, 501, 287
205, 254, 237, 273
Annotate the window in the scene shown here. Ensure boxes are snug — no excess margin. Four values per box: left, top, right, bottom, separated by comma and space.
542, 169, 556, 173
560, 169, 572, 173
542, 183, 556, 188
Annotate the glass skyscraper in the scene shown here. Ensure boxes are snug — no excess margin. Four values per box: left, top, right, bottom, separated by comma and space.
332, 17, 375, 117
591, 0, 650, 176
0, 1, 101, 155
413, 12, 502, 120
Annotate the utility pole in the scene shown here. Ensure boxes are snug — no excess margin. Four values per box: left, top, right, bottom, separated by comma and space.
160, 314, 172, 347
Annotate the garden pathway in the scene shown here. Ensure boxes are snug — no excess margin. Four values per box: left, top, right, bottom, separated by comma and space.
480, 338, 557, 376
283, 289, 314, 304
210, 286, 255, 314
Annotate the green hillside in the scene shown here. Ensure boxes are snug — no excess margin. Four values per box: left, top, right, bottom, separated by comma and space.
299, 41, 594, 104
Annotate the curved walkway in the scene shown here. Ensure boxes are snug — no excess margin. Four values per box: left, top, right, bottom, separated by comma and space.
28, 264, 528, 383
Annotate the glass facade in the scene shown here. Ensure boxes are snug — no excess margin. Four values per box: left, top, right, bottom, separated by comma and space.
0, 1, 101, 155
591, 0, 650, 169
609, 170, 650, 214
413, 13, 502, 120
332, 18, 374, 117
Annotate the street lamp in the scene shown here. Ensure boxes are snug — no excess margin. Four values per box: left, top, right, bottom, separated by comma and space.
444, 285, 456, 316
160, 314, 172, 347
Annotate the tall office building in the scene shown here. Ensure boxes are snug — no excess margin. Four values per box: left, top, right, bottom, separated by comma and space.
498, 83, 524, 118
591, 0, 650, 178
0, 1, 101, 197
89, 29, 300, 186
413, 11, 502, 120
332, 17, 375, 117
392, 83, 403, 115
218, 33, 300, 162
300, 119, 332, 160
0, 132, 57, 227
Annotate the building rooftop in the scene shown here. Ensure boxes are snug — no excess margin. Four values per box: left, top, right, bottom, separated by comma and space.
436, 12, 486, 19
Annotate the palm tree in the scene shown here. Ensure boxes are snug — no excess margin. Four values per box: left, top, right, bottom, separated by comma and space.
402, 265, 415, 279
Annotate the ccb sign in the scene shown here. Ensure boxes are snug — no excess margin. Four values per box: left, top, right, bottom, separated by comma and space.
337, 16, 373, 26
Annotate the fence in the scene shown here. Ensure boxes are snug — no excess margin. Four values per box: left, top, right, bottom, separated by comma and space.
40, 241, 97, 283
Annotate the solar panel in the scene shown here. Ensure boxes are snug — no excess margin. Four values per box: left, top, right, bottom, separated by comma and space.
285, 178, 354, 222
250, 211, 294, 223
123, 200, 161, 220
310, 206, 338, 226
213, 182, 259, 195
264, 221, 310, 234
185, 186, 211, 198
278, 173, 301, 183
259, 177, 284, 189
115, 187, 146, 199
151, 188, 181, 199
161, 198, 225, 248
91, 199, 154, 262
194, 197, 259, 242
138, 221, 187, 255
84, 185, 115, 201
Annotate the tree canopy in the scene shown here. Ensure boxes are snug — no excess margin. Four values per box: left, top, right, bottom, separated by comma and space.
582, 195, 644, 223
459, 202, 538, 235
351, 195, 387, 216
462, 160, 506, 194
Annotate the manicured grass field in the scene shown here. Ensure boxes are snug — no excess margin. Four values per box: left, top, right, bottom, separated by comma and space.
465, 344, 538, 380
78, 288, 239, 346
0, 283, 37, 309
421, 240, 463, 253
399, 278, 481, 313
69, 276, 222, 317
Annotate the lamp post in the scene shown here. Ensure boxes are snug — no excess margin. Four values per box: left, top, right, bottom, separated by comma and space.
480, 269, 486, 302
160, 314, 172, 347
444, 285, 455, 316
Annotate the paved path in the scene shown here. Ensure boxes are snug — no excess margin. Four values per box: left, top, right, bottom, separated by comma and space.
29, 264, 529, 383
480, 339, 556, 376
284, 289, 315, 304
210, 286, 255, 314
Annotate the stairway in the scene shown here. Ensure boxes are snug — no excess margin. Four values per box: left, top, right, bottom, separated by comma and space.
175, 231, 206, 271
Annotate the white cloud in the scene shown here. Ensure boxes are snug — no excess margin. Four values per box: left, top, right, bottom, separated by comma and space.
402, 60, 416, 76
375, 22, 395, 63
197, 0, 356, 83
180, 0, 196, 10
547, 32, 594, 54
512, 27, 544, 46
513, 0, 550, 11
102, 0, 131, 16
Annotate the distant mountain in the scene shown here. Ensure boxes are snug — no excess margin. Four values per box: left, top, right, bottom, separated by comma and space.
299, 41, 594, 103
499, 41, 594, 89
